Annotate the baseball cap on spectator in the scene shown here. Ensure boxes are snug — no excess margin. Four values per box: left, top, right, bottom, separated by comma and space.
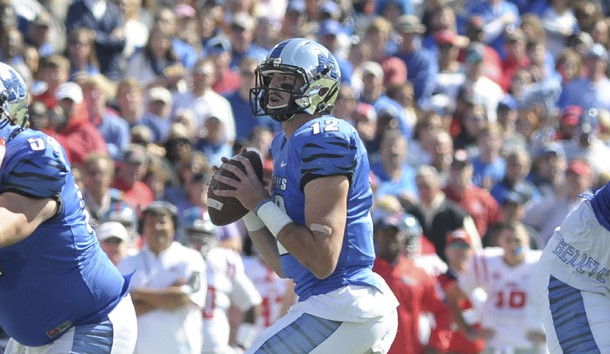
32, 11, 51, 28
320, 1, 341, 20
502, 190, 527, 206
539, 141, 565, 159
122, 144, 149, 165
361, 61, 384, 79
167, 123, 193, 143
318, 19, 343, 37
561, 105, 583, 126
567, 32, 593, 50
286, 0, 306, 14
206, 35, 232, 55
232, 12, 256, 31
466, 43, 484, 63
451, 149, 472, 168
446, 229, 473, 248
457, 84, 476, 105
148, 86, 172, 105
566, 159, 592, 178
435, 29, 467, 47
96, 221, 129, 243
55, 82, 83, 104
374, 211, 408, 231
380, 57, 407, 86
497, 96, 517, 112
586, 43, 608, 60
353, 102, 377, 123
505, 29, 525, 43
175, 3, 196, 18
468, 16, 485, 31
395, 15, 426, 34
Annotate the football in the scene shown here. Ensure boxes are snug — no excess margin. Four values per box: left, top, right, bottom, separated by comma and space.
207, 150, 264, 226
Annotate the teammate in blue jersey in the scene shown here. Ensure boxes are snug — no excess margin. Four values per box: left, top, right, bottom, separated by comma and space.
532, 181, 610, 353
0, 62, 137, 353
212, 38, 399, 353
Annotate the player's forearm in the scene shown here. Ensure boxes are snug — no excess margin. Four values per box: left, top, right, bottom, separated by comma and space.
130, 287, 193, 310
276, 223, 339, 279
0, 210, 31, 248
133, 299, 156, 316
0, 195, 58, 248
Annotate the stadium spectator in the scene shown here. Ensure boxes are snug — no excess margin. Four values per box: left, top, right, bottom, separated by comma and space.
373, 211, 452, 354
523, 159, 594, 247
112, 144, 154, 211
65, 0, 126, 80
438, 229, 486, 354
118, 202, 206, 354
82, 152, 122, 224
65, 27, 100, 80
53, 81, 109, 166
80, 74, 131, 160
444, 149, 503, 239
96, 221, 130, 266
403, 165, 481, 261
172, 58, 236, 144
225, 56, 279, 140
391, 15, 438, 106
124, 24, 186, 90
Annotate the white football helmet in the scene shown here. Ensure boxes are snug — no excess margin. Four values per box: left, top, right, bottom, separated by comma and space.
0, 62, 28, 127
250, 38, 341, 122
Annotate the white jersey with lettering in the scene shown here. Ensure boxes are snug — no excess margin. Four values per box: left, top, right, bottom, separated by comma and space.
243, 256, 291, 331
202, 247, 262, 354
532, 198, 610, 353
459, 247, 544, 350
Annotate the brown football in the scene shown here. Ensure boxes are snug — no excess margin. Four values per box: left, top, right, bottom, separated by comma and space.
207, 150, 264, 226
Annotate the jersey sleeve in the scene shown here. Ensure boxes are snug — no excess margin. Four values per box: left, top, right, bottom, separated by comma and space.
296, 119, 359, 189
0, 133, 69, 198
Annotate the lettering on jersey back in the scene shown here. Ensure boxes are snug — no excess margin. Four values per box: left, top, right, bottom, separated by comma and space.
552, 238, 610, 283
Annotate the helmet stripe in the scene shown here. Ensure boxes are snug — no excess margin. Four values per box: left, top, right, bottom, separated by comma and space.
269, 40, 290, 59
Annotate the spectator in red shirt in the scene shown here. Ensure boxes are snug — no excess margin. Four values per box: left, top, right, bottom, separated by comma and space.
500, 29, 530, 92
438, 229, 485, 354
444, 149, 502, 239
32, 55, 70, 109
373, 211, 452, 354
53, 81, 108, 167
112, 144, 154, 212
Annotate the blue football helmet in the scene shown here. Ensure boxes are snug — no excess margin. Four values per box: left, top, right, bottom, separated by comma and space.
0, 62, 28, 127
102, 201, 137, 235
250, 38, 341, 122
180, 207, 217, 257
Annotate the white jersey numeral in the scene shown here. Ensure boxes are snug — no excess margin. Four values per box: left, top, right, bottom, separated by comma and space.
311, 120, 339, 135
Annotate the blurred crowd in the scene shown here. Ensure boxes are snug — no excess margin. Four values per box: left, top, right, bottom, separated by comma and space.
3, 0, 610, 352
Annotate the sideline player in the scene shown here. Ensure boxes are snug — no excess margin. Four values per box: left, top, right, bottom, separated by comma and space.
454, 222, 547, 353
532, 181, 610, 353
0, 62, 137, 353
212, 38, 398, 353
180, 206, 262, 353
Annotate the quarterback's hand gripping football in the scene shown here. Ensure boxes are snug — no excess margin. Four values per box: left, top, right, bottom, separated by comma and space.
213, 153, 269, 212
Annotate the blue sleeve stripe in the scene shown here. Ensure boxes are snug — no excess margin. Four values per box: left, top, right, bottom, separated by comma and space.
9, 170, 64, 182
301, 152, 345, 162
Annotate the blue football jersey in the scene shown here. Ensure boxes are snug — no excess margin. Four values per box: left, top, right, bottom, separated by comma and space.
0, 126, 129, 346
270, 116, 381, 300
